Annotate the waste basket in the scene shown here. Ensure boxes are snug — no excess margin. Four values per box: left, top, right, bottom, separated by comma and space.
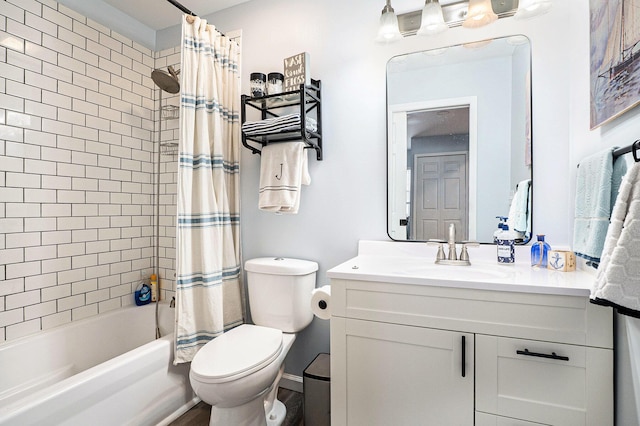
303, 353, 330, 425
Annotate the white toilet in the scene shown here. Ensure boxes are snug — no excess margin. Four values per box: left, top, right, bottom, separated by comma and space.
189, 257, 318, 426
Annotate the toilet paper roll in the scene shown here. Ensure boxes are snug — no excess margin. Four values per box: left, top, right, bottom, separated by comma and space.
311, 285, 331, 320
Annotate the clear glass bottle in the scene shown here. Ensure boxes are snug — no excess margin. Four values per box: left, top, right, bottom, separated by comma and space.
531, 234, 551, 267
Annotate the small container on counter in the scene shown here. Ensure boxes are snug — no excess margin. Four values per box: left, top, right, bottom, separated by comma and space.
496, 225, 516, 264
531, 234, 551, 268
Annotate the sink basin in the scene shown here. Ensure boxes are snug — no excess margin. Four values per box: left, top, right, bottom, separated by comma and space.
395, 263, 512, 281
346, 256, 514, 282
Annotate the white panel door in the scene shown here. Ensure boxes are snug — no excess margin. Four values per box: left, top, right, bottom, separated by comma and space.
341, 318, 473, 426
413, 153, 467, 241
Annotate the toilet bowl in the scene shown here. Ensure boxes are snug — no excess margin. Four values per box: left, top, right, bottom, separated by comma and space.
190, 325, 296, 425
189, 257, 317, 426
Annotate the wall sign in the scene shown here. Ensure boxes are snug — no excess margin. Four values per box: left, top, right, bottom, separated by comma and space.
284, 52, 310, 92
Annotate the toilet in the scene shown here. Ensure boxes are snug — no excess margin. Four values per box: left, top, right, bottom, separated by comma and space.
189, 257, 318, 426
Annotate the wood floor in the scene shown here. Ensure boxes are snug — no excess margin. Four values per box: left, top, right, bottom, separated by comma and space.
169, 388, 304, 426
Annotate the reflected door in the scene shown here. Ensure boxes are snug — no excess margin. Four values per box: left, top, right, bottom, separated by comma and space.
412, 153, 468, 241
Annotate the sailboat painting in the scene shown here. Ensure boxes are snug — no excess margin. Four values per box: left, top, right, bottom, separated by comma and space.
590, 0, 640, 128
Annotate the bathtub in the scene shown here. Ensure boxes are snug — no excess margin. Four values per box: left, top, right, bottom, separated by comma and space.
0, 303, 198, 426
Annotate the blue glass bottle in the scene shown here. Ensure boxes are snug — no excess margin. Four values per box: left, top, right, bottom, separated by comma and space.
531, 234, 551, 267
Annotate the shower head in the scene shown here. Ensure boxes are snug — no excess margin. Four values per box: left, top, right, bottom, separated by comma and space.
151, 66, 180, 94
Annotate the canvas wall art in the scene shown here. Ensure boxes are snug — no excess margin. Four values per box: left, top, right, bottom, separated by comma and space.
590, 0, 640, 129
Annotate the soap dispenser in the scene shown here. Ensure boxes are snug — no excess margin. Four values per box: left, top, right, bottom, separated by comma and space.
496, 224, 516, 264
531, 234, 551, 268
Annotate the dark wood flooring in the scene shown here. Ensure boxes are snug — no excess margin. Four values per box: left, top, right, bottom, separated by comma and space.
169, 388, 304, 426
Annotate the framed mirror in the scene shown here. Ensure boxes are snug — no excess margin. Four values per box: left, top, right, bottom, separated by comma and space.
387, 35, 532, 244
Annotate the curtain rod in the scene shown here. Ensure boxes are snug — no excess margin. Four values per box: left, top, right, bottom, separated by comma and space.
613, 140, 640, 162
166, 0, 195, 16
165, 0, 229, 37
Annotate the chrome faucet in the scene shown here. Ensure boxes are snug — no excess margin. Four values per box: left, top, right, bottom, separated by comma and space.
428, 223, 479, 266
447, 223, 458, 261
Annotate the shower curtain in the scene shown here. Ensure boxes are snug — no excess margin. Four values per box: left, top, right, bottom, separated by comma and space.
174, 16, 244, 364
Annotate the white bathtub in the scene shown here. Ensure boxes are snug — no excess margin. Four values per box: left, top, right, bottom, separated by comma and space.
0, 303, 197, 426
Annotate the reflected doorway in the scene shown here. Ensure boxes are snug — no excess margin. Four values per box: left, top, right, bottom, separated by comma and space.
406, 107, 470, 241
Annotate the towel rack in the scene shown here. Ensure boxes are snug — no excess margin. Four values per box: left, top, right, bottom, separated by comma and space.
241, 79, 323, 161
612, 139, 640, 162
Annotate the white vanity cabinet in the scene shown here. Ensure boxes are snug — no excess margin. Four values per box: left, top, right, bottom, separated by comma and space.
329, 277, 613, 426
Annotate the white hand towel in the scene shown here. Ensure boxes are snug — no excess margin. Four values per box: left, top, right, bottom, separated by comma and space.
573, 148, 615, 263
259, 142, 310, 214
592, 162, 640, 318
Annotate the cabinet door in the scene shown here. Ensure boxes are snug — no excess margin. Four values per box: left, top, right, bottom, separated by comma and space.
334, 317, 473, 426
476, 335, 613, 426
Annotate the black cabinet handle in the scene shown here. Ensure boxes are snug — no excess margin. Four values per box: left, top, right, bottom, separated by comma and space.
516, 348, 569, 361
461, 335, 466, 377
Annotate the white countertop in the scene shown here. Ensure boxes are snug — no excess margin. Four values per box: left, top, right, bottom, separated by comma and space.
326, 240, 597, 297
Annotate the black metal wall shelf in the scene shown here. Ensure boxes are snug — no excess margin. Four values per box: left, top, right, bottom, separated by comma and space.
241, 79, 323, 160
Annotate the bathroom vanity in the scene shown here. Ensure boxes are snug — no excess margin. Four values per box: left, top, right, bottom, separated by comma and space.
327, 241, 613, 426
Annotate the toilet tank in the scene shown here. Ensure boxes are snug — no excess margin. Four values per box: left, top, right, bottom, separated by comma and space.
245, 257, 318, 333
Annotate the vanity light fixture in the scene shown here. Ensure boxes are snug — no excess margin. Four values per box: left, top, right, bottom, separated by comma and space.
387, 0, 549, 39
514, 0, 552, 19
376, 0, 402, 43
417, 0, 448, 36
462, 0, 498, 28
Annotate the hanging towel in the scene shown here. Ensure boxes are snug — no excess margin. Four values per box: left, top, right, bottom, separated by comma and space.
507, 179, 531, 235
573, 148, 616, 264
591, 162, 640, 318
259, 142, 310, 214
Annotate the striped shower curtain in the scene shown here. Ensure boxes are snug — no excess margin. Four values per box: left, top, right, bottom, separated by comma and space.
174, 16, 244, 364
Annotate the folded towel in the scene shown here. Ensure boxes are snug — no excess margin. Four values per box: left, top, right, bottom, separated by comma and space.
573, 148, 616, 264
507, 179, 531, 235
242, 113, 317, 136
258, 142, 310, 214
591, 162, 640, 318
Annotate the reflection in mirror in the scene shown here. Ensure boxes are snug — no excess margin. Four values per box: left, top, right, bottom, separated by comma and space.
387, 35, 532, 244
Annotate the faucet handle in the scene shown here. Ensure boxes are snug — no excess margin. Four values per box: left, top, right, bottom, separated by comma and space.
459, 241, 479, 263
426, 240, 447, 262
426, 239, 447, 245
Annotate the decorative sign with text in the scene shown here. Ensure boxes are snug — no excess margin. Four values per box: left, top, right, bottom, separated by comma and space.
283, 52, 310, 92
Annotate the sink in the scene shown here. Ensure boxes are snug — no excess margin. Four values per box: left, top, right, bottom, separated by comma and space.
346, 256, 514, 282
395, 263, 512, 281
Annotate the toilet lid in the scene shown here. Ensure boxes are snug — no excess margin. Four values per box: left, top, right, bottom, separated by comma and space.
191, 325, 283, 383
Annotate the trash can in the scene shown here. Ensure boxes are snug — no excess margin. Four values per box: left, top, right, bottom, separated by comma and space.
303, 353, 331, 426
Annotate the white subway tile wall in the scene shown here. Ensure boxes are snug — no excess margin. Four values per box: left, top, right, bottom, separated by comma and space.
0, 0, 180, 343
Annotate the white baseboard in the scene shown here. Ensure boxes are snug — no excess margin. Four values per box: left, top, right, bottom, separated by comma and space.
280, 373, 303, 393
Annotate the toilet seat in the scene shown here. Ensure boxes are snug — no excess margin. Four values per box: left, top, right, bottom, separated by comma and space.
190, 324, 283, 384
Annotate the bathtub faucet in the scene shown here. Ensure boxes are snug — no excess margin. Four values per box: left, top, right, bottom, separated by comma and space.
170, 296, 175, 308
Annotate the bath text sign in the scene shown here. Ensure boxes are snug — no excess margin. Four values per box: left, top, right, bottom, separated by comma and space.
283, 52, 310, 92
